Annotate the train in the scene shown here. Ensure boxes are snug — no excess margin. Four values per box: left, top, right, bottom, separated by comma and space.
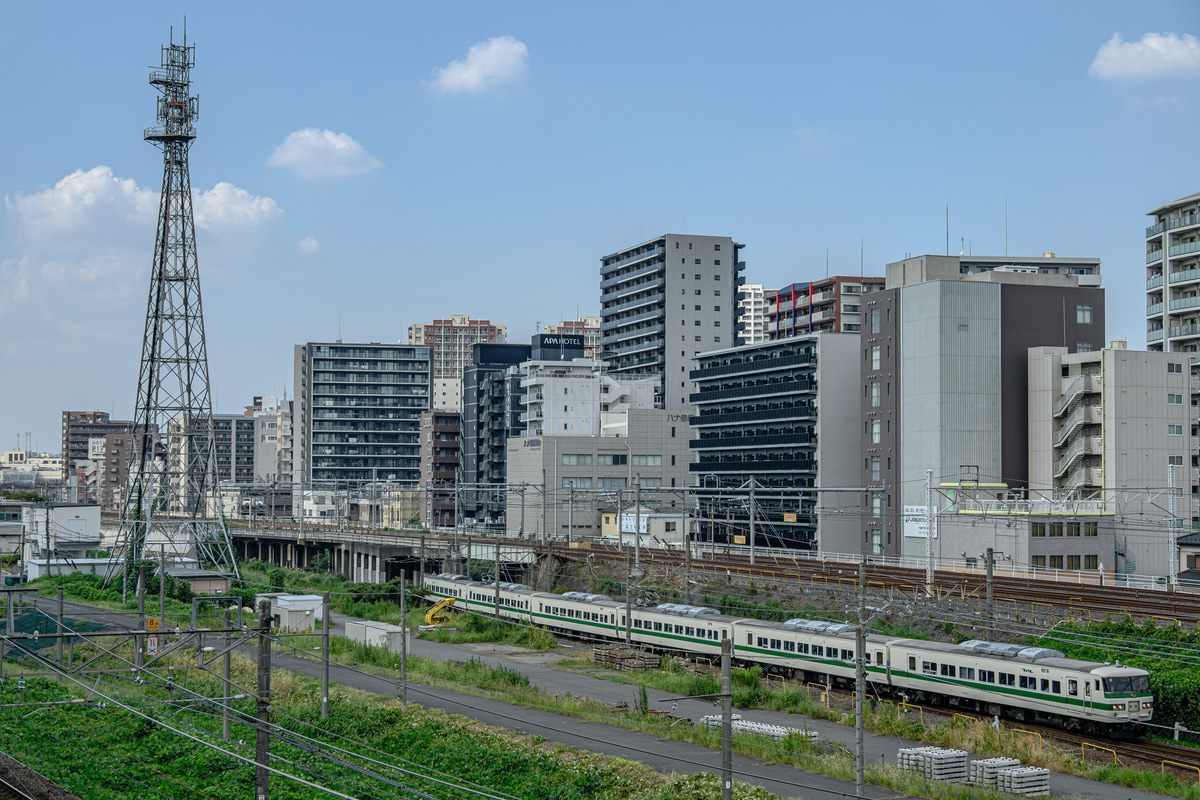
423, 573, 1153, 736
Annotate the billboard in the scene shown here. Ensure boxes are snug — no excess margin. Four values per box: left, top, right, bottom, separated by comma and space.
619, 513, 648, 534
903, 505, 938, 538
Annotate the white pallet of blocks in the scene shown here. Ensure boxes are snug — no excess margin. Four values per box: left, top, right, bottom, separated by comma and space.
699, 715, 818, 744
997, 766, 1050, 797
969, 758, 1023, 787
896, 747, 968, 782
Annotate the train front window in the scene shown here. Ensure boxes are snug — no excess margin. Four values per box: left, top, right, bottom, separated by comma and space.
1104, 675, 1150, 694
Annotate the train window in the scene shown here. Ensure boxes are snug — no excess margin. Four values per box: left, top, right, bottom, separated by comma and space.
747, 633, 754, 645
634, 619, 642, 628
785, 641, 795, 652
1052, 680, 1062, 694
940, 664, 956, 677
981, 670, 994, 683
1041, 679, 1050, 692
1018, 676, 1033, 689
1085, 683, 1091, 696
1068, 680, 1078, 696
685, 627, 694, 637
909, 656, 917, 671
876, 651, 883, 666
769, 639, 779, 650
864, 653, 872, 664
922, 661, 936, 675
961, 667, 975, 680
654, 622, 662, 632
842, 649, 853, 661
814, 646, 824, 657
800, 643, 809, 654
676, 625, 684, 634
758, 637, 768, 648
722, 629, 729, 640
1000, 673, 1015, 687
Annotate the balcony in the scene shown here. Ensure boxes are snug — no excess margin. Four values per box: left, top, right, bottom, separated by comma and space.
1147, 302, 1164, 316
691, 380, 813, 404
1147, 328, 1164, 342
1170, 296, 1200, 312
605, 290, 664, 316
1064, 467, 1102, 490
600, 308, 662, 333
690, 458, 814, 474
690, 432, 813, 450
1169, 323, 1200, 339
1053, 404, 1100, 447
1147, 249, 1164, 264
1170, 241, 1200, 258
689, 407, 814, 427
1147, 274, 1164, 290
606, 277, 665, 303
1170, 267, 1200, 286
607, 338, 663, 358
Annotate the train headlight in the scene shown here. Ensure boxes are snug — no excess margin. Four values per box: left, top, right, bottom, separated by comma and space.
1143, 701, 1153, 711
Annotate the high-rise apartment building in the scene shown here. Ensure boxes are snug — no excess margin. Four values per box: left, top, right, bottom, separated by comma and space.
599, 234, 745, 409
1146, 192, 1200, 351
418, 409, 461, 528
689, 333, 861, 552
736, 284, 768, 345
293, 342, 431, 486
61, 411, 133, 483
764, 276, 885, 340
521, 360, 656, 437
546, 318, 601, 358
408, 316, 507, 412
861, 254, 1103, 559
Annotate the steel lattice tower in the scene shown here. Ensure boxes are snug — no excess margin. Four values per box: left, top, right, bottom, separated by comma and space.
106, 30, 238, 584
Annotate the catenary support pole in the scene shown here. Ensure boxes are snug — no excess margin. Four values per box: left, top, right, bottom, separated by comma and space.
855, 558, 866, 796
494, 541, 502, 618
55, 586, 63, 684
158, 550, 166, 628
222, 608, 232, 740
255, 598, 272, 800
721, 636, 733, 800
985, 547, 995, 642
748, 477, 756, 566
635, 477, 641, 570
925, 469, 935, 600
136, 565, 146, 670
321, 592, 330, 719
399, 577, 408, 708
682, 487, 691, 606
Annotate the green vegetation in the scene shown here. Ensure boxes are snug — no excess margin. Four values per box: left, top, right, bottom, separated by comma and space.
0, 489, 48, 502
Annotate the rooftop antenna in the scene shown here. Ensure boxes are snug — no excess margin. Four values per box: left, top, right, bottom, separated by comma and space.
1005, 196, 1009, 257
946, 205, 950, 256
860, 238, 864, 277
960, 237, 965, 257
825, 248, 829, 278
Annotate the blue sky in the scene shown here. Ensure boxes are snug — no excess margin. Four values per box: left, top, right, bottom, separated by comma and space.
2, 1, 1198, 451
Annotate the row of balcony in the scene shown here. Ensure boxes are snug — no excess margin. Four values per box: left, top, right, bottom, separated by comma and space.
600, 308, 662, 333
599, 323, 664, 347
690, 352, 814, 380
690, 458, 815, 474
604, 277, 665, 304
599, 260, 662, 290
690, 433, 814, 450
604, 290, 663, 317
1171, 240, 1200, 258
690, 406, 814, 427
691, 380, 814, 404
600, 246, 664, 277
1147, 213, 1200, 238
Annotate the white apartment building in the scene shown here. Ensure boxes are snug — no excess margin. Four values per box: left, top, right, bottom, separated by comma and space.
546, 318, 601, 358
521, 359, 656, 437
736, 283, 767, 345
408, 316, 507, 412
1028, 344, 1195, 576
1146, 191, 1200, 351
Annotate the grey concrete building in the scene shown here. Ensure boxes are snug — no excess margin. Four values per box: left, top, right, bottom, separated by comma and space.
292, 342, 432, 487
1028, 344, 1195, 576
505, 408, 694, 538
689, 333, 862, 552
862, 254, 1104, 560
1145, 191, 1200, 352
600, 234, 745, 409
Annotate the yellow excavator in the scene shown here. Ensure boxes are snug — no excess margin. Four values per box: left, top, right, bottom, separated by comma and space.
425, 596, 456, 626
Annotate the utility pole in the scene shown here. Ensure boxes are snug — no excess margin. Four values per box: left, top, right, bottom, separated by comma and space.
466, 533, 472, 580
925, 469, 935, 600
255, 598, 272, 800
419, 535, 426, 586
158, 551, 166, 627
222, 608, 232, 740
985, 548, 995, 641
55, 586, 64, 684
321, 592, 330, 719
855, 558, 866, 796
721, 636, 733, 800
625, 545, 633, 645
567, 488, 573, 545
748, 476, 756, 566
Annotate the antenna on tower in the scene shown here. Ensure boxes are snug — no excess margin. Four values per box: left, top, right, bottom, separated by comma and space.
107, 27, 238, 586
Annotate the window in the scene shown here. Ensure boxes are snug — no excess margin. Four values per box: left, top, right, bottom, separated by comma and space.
695, 304, 702, 311
871, 419, 881, 443
1032, 555, 1046, 568
714, 305, 721, 311
940, 663, 956, 677
714, 320, 720, 327
1068, 679, 1078, 696
784, 640, 795, 652
980, 670, 995, 683
1076, 304, 1092, 324
1067, 555, 1081, 570
1168, 362, 1183, 374
870, 309, 880, 333
1169, 393, 1183, 405
597, 454, 627, 465
771, 639, 782, 650
999, 673, 1015, 687
870, 345, 880, 370
632, 455, 662, 466
562, 477, 592, 488
714, 289, 721, 296
871, 382, 880, 407
714, 244, 721, 251
1169, 455, 1184, 466
1076, 342, 1093, 353
909, 656, 917, 671
870, 456, 881, 481
1169, 424, 1183, 435
961, 667, 975, 681
714, 336, 721, 342
1031, 522, 1046, 537
562, 454, 592, 465
813, 645, 824, 657
695, 289, 702, 295
1066, 522, 1080, 537
597, 477, 626, 488
714, 260, 720, 265
1085, 554, 1099, 569
1050, 522, 1064, 537
695, 336, 702, 341
922, 661, 937, 675
1084, 521, 1098, 537
1050, 555, 1064, 569
1052, 680, 1061, 694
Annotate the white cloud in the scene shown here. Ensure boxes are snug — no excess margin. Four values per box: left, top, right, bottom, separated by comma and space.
1089, 32, 1200, 81
430, 36, 528, 94
298, 236, 320, 254
193, 182, 281, 228
793, 126, 851, 155
267, 129, 384, 178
